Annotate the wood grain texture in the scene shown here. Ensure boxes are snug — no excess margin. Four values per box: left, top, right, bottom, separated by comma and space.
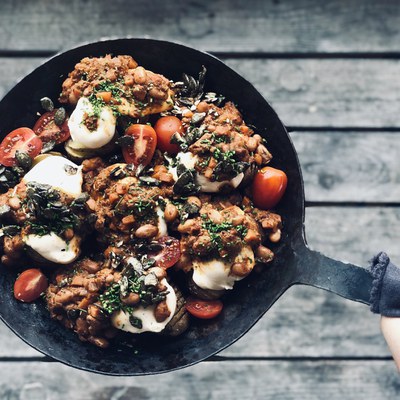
1, 58, 400, 128
0, 360, 398, 399
0, 0, 399, 53
306, 207, 400, 265
0, 207, 395, 358
291, 132, 400, 202
224, 58, 400, 128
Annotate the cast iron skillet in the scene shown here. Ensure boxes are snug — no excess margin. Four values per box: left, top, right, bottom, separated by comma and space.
0, 38, 374, 376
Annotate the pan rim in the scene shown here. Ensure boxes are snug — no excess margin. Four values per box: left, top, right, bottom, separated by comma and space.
0, 37, 306, 376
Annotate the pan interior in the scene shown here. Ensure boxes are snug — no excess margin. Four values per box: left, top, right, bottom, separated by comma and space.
0, 39, 305, 375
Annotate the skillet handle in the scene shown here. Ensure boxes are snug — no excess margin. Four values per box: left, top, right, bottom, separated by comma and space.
295, 246, 373, 305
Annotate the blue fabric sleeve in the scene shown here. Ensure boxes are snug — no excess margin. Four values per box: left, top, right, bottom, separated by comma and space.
370, 252, 400, 317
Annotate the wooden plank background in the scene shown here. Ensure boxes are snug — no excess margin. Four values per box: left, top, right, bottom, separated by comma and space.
0, 0, 399, 398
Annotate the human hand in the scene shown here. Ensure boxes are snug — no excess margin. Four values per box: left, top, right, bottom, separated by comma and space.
370, 253, 400, 371
381, 316, 400, 370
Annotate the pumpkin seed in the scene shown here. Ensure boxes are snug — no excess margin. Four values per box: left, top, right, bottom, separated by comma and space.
191, 112, 206, 125
129, 316, 143, 329
40, 97, 54, 112
142, 257, 156, 270
173, 169, 200, 196
109, 166, 127, 180
139, 176, 161, 187
64, 164, 78, 175
54, 107, 66, 126
41, 140, 56, 154
2, 225, 20, 236
0, 204, 10, 218
15, 151, 32, 169
116, 135, 135, 147
175, 66, 207, 105
145, 242, 163, 252
170, 132, 188, 151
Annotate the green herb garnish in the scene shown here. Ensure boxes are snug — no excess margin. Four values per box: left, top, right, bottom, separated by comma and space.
99, 263, 168, 318
211, 149, 248, 181
201, 215, 248, 255
23, 182, 89, 236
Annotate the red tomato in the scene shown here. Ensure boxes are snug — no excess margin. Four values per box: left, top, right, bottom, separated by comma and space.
154, 116, 183, 154
251, 166, 287, 210
33, 110, 70, 144
0, 128, 43, 167
185, 297, 223, 319
14, 268, 48, 303
149, 236, 181, 269
122, 124, 157, 166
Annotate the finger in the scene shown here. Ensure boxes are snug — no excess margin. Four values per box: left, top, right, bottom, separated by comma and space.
381, 316, 400, 371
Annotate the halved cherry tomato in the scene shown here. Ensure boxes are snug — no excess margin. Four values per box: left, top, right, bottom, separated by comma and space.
33, 110, 70, 144
149, 236, 181, 269
154, 116, 183, 154
251, 166, 287, 210
122, 124, 157, 166
14, 268, 48, 303
0, 128, 43, 167
185, 297, 223, 319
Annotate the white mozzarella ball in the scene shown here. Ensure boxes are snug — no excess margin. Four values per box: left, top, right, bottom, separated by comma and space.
111, 279, 176, 334
23, 233, 80, 264
68, 97, 116, 149
23, 155, 83, 198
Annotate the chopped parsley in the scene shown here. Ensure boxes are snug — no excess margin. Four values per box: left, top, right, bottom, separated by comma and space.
201, 214, 248, 255
211, 148, 249, 181
86, 80, 127, 120
131, 199, 157, 224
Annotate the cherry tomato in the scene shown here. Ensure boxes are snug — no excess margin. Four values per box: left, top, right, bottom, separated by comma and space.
154, 116, 183, 154
122, 124, 157, 166
251, 166, 287, 210
14, 268, 48, 303
149, 236, 181, 269
0, 128, 43, 167
185, 297, 223, 319
33, 110, 70, 144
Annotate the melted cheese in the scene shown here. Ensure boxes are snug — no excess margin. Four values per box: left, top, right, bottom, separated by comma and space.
192, 246, 255, 291
117, 90, 174, 117
68, 97, 116, 149
23, 155, 83, 198
156, 206, 168, 237
196, 172, 244, 193
169, 151, 244, 193
168, 152, 198, 181
23, 233, 80, 264
111, 279, 176, 334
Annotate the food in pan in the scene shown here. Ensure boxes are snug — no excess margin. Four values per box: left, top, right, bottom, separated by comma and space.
0, 55, 287, 348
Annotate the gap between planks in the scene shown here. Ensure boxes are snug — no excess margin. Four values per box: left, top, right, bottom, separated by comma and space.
306, 202, 400, 208
3, 49, 400, 60
0, 355, 393, 363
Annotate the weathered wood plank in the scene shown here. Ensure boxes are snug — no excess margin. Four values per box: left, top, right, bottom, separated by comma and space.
291, 132, 400, 202
224, 58, 400, 128
1, 58, 400, 128
0, 0, 400, 53
306, 207, 400, 266
0, 360, 398, 399
0, 58, 398, 202
0, 207, 394, 358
